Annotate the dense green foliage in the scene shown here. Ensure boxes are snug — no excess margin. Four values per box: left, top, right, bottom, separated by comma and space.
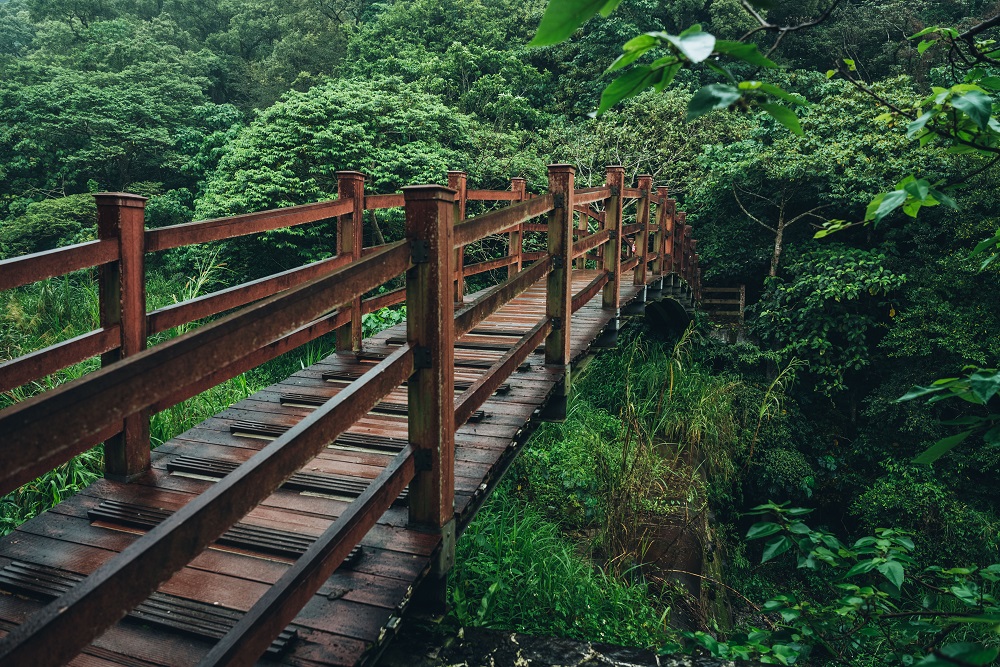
3, 0, 1000, 663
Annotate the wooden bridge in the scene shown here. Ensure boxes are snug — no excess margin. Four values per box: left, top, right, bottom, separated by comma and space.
0, 164, 701, 666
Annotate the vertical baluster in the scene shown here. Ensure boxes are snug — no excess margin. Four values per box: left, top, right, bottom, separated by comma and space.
602, 166, 625, 311
404, 184, 456, 610
95, 193, 149, 481
508, 177, 526, 278
447, 171, 468, 303
336, 171, 365, 352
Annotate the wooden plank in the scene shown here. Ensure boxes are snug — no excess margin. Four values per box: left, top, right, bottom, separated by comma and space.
145, 199, 353, 252
0, 327, 119, 395
453, 195, 554, 247
0, 239, 118, 292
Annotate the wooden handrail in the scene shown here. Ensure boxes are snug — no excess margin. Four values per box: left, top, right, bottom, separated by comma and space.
364, 193, 405, 209
467, 189, 521, 201
0, 327, 120, 394
0, 239, 118, 292
145, 198, 353, 252
147, 252, 354, 334
573, 186, 611, 205
0, 240, 410, 496
572, 228, 611, 259
454, 318, 551, 427
453, 194, 554, 247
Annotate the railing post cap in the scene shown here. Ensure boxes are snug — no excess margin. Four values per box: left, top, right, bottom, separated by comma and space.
402, 184, 457, 202
656, 186, 670, 196
336, 170, 367, 180
93, 192, 148, 208
510, 176, 526, 182
637, 174, 654, 182
446, 169, 467, 176
546, 163, 576, 173
605, 165, 625, 172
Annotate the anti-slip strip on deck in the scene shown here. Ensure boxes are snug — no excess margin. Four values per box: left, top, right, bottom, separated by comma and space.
320, 371, 510, 395
355, 351, 531, 372
274, 396, 487, 423
87, 500, 363, 563
166, 455, 408, 505
0, 561, 296, 656
384, 337, 543, 354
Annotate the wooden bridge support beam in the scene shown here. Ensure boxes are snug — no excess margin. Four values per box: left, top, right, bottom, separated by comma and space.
96, 193, 150, 482
404, 184, 457, 606
447, 171, 468, 303
336, 171, 365, 352
508, 177, 527, 278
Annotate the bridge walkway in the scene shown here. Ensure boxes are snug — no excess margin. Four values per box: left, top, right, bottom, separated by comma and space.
0, 272, 645, 667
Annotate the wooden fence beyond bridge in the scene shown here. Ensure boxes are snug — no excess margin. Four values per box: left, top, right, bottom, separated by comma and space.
0, 164, 701, 666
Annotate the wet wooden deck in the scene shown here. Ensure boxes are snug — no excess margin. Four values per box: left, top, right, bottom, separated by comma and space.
0, 270, 645, 667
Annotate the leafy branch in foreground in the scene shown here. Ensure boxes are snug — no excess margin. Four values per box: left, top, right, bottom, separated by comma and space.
671, 502, 1000, 665
529, 0, 814, 132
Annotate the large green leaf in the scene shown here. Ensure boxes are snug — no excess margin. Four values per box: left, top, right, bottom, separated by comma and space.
664, 28, 716, 63
913, 430, 973, 465
530, 0, 619, 46
916, 643, 1000, 666
761, 536, 793, 563
761, 103, 803, 135
952, 90, 994, 130
714, 40, 777, 68
687, 83, 741, 121
747, 521, 783, 540
596, 66, 658, 115
878, 560, 905, 588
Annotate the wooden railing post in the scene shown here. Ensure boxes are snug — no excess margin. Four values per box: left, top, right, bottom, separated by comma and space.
508, 177, 526, 278
651, 187, 668, 278
544, 164, 574, 420
336, 171, 365, 352
602, 166, 625, 311
634, 174, 653, 286
404, 184, 457, 603
675, 211, 687, 277
95, 193, 149, 481
447, 171, 468, 303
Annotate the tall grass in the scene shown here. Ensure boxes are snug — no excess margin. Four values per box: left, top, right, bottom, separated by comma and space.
451, 485, 674, 647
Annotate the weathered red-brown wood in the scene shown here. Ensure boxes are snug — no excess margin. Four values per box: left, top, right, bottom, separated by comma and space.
508, 177, 527, 278
0, 327, 119, 395
602, 167, 625, 311
453, 195, 554, 248
147, 253, 353, 335
403, 185, 456, 536
0, 239, 118, 293
337, 172, 366, 352
448, 171, 468, 302
96, 193, 151, 482
146, 199, 353, 252
544, 165, 574, 371
634, 175, 653, 286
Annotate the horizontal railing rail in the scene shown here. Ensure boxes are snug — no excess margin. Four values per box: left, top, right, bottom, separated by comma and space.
0, 240, 409, 496
453, 194, 554, 248
145, 199, 354, 253
0, 239, 118, 292
147, 252, 354, 334
0, 327, 120, 395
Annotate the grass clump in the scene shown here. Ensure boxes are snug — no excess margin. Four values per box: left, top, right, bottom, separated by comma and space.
451, 485, 674, 647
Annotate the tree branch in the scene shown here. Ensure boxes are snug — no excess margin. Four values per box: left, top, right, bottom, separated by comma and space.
733, 187, 777, 233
